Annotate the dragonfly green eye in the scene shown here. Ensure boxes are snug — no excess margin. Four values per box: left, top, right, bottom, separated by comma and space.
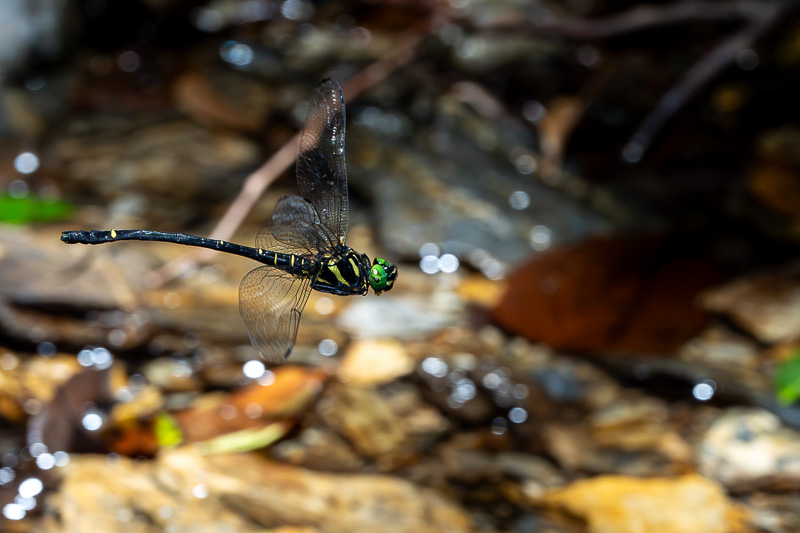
370, 257, 397, 295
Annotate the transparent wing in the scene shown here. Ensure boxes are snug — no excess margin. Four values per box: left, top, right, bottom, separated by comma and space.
239, 266, 313, 364
296, 79, 349, 245
255, 194, 337, 257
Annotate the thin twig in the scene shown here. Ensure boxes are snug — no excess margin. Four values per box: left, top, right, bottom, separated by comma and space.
473, 0, 800, 163
621, 0, 793, 162
478, 0, 769, 39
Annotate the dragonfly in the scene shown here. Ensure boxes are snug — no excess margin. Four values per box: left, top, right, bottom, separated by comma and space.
62, 79, 398, 364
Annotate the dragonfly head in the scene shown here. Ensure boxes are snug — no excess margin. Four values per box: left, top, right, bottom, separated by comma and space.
369, 257, 398, 295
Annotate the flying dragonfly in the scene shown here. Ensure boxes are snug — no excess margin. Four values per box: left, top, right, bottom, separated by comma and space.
62, 79, 398, 364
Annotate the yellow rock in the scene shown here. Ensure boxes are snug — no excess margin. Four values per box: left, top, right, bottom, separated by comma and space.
337, 338, 413, 386
540, 474, 751, 533
456, 275, 507, 308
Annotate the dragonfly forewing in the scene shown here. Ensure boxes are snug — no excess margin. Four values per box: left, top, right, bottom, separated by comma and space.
296, 79, 349, 245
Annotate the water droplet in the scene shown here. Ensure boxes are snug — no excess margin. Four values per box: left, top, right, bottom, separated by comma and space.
192, 8, 225, 32
622, 139, 645, 163
421, 357, 448, 378
318, 339, 338, 356
693, 380, 716, 401
53, 451, 70, 467
512, 383, 529, 400
736, 49, 759, 71
509, 191, 530, 210
77, 349, 92, 367
0, 467, 16, 485
447, 395, 464, 409
418, 243, 440, 258
183, 332, 200, 350
514, 154, 537, 174
577, 44, 600, 67
192, 484, 209, 499
35, 453, 54, 470
14, 496, 36, 511
0, 353, 18, 371
314, 297, 335, 315
14, 153, 39, 174
92, 347, 114, 369
244, 403, 263, 419
420, 255, 440, 274
170, 358, 193, 378
508, 407, 528, 423
8, 180, 29, 199
117, 50, 141, 73
453, 378, 477, 402
490, 416, 508, 435
35, 342, 55, 357
482, 371, 504, 390
438, 253, 460, 274
219, 41, 254, 68
22, 399, 41, 416
530, 225, 552, 251
522, 100, 546, 123
3, 503, 25, 520
82, 412, 103, 431
28, 443, 47, 458
18, 478, 43, 498
257, 370, 276, 386
25, 76, 46, 91
280, 0, 313, 20
243, 360, 266, 379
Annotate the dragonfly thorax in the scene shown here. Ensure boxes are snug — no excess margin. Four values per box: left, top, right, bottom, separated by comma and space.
311, 247, 371, 296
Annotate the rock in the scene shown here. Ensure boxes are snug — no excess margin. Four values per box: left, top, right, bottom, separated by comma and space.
315, 383, 413, 470
157, 447, 471, 533
51, 453, 255, 532
337, 338, 414, 385
50, 117, 261, 223
698, 408, 800, 491
679, 326, 760, 369
699, 263, 800, 344
172, 69, 276, 133
0, 0, 73, 89
336, 289, 463, 341
270, 425, 366, 472
51, 446, 472, 532
539, 474, 750, 533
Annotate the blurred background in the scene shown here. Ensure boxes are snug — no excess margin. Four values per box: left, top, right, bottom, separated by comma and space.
1, 0, 800, 531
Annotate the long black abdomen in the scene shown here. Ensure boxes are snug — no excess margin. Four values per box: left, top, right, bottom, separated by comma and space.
257, 249, 316, 276
61, 229, 314, 276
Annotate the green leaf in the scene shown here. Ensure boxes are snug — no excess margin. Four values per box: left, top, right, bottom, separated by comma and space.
0, 194, 74, 224
199, 422, 291, 455
775, 352, 800, 405
154, 412, 183, 448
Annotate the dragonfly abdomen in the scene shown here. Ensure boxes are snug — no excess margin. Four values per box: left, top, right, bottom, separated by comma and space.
256, 250, 316, 276
61, 230, 265, 262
